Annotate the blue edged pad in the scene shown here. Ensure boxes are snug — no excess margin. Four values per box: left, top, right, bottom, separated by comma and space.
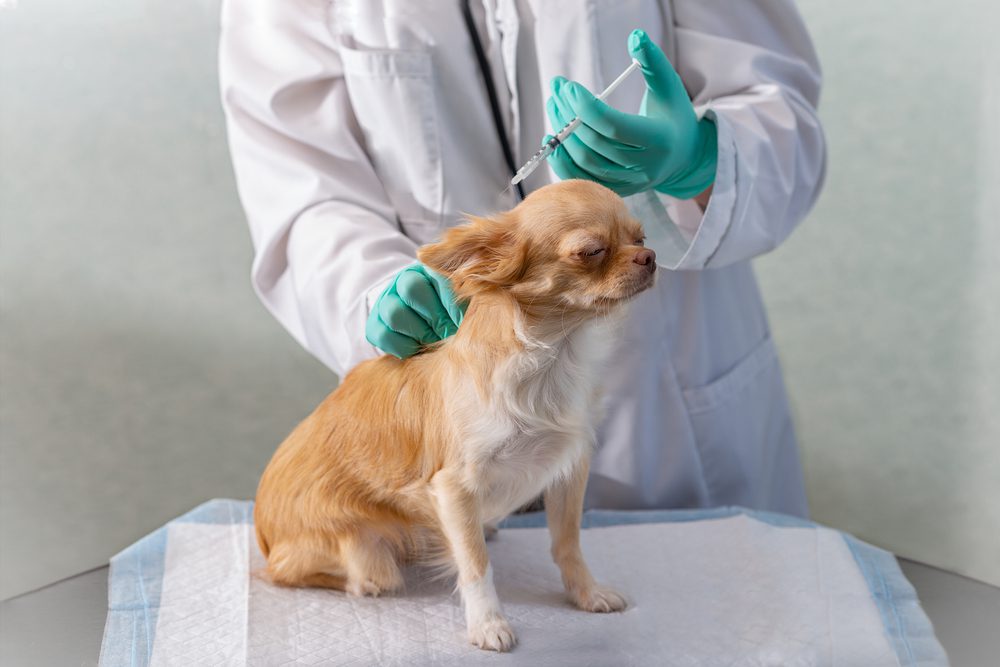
100, 500, 947, 666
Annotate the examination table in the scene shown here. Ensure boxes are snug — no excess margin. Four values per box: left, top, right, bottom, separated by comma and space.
2, 501, 997, 666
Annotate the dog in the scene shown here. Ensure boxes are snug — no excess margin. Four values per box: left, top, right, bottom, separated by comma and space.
254, 179, 656, 652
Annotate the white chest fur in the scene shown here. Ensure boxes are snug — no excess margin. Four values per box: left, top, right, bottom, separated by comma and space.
454, 315, 620, 522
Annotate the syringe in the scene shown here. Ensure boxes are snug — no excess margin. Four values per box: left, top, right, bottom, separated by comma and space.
511, 59, 642, 187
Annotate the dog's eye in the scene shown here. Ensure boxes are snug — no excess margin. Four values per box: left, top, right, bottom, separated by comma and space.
584, 248, 606, 257
635, 237, 646, 246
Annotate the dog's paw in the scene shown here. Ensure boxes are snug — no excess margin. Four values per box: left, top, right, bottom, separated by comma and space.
468, 616, 517, 652
346, 579, 382, 598
570, 584, 627, 613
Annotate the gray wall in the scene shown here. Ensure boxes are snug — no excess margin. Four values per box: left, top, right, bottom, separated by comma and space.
0, 1, 335, 599
757, 0, 1000, 586
1, 0, 998, 600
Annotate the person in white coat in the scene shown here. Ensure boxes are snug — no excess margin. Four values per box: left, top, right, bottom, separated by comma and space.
219, 0, 826, 517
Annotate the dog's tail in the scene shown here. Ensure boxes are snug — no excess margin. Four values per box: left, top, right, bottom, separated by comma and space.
253, 503, 271, 557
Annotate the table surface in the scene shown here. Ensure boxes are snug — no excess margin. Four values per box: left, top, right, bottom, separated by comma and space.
1, 558, 997, 666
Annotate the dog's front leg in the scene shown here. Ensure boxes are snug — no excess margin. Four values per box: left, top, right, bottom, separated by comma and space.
431, 469, 516, 652
544, 454, 627, 613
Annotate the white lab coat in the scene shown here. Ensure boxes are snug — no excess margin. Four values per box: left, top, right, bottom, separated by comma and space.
219, 0, 825, 516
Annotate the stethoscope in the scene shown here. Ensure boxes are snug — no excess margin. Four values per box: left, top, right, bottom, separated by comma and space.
459, 0, 527, 202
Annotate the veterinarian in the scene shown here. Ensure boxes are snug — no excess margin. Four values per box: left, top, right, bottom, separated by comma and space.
220, 0, 825, 517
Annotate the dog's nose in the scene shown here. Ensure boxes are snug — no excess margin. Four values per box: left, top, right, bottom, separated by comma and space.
633, 248, 656, 272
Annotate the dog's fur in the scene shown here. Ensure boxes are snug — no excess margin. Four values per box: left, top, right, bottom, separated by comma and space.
254, 180, 656, 651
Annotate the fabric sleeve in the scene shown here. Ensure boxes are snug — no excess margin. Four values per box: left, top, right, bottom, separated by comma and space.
644, 0, 827, 270
219, 0, 414, 375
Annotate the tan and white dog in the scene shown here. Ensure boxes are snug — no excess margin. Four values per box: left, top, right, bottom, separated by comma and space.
254, 180, 656, 651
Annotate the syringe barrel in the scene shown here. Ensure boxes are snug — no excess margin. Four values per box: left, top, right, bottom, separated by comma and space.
509, 59, 640, 187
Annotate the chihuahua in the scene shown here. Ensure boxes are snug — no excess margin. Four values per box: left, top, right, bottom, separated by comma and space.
254, 180, 656, 651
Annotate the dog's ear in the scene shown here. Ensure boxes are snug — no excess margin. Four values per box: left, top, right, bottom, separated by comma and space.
418, 214, 526, 295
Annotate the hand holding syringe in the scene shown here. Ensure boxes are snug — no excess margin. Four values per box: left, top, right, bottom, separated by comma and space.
511, 59, 641, 187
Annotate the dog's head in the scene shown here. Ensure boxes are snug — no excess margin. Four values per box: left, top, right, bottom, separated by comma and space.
418, 180, 655, 315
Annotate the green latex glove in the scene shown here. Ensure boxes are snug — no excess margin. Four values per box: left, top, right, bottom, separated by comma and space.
545, 29, 718, 199
365, 264, 466, 359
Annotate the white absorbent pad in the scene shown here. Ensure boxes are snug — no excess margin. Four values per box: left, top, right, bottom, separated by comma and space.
99, 500, 947, 666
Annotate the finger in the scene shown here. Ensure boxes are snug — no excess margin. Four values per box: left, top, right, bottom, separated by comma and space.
365, 312, 420, 358
422, 266, 466, 329
627, 29, 689, 107
546, 77, 572, 136
548, 76, 572, 132
548, 139, 647, 197
550, 89, 647, 170
396, 268, 458, 338
560, 80, 657, 146
377, 291, 437, 344
546, 138, 599, 183
547, 96, 644, 187
551, 76, 643, 148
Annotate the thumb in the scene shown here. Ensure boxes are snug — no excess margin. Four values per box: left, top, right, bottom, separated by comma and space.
424, 266, 465, 327
627, 29, 686, 104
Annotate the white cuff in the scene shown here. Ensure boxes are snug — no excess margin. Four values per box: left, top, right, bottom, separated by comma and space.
623, 108, 738, 271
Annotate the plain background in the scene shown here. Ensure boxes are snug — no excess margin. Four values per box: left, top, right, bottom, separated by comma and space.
1, 0, 998, 599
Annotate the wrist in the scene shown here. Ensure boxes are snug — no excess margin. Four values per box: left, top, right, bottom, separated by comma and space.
693, 184, 714, 211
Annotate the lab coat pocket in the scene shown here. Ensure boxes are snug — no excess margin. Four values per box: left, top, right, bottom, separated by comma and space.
339, 46, 443, 237
682, 335, 794, 509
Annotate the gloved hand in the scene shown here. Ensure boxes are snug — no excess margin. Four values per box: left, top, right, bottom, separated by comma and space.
546, 29, 717, 199
365, 264, 466, 359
